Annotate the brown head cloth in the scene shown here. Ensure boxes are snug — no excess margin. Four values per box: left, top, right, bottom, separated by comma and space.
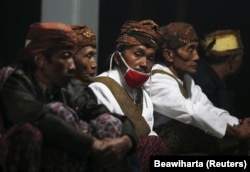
24, 22, 77, 54
71, 24, 97, 50
160, 22, 199, 50
116, 19, 162, 49
201, 29, 244, 58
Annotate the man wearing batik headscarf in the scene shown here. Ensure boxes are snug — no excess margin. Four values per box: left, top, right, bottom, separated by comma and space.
144, 22, 250, 155
71, 24, 98, 86
0, 22, 137, 172
192, 29, 244, 115
88, 19, 167, 172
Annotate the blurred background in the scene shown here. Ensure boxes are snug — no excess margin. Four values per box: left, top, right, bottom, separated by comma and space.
1, 0, 250, 116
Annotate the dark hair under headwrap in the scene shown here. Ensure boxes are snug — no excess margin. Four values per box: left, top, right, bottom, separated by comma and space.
115, 19, 162, 50
71, 24, 97, 51
24, 22, 77, 54
160, 22, 199, 50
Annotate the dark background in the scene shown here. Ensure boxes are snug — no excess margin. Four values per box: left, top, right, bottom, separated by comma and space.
1, 0, 250, 116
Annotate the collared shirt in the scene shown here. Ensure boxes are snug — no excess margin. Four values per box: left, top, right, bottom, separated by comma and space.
144, 64, 239, 138
88, 67, 157, 135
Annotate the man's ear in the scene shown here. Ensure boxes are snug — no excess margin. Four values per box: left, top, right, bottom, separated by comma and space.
163, 49, 174, 62
228, 55, 242, 70
113, 51, 121, 66
34, 54, 45, 68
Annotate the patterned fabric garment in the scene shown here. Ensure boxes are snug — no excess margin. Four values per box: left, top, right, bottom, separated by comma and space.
0, 66, 123, 172
46, 102, 122, 139
0, 123, 42, 172
135, 135, 167, 172
0, 66, 14, 91
157, 120, 244, 155
42, 102, 123, 172
0, 67, 123, 171
89, 112, 123, 139
155, 120, 220, 155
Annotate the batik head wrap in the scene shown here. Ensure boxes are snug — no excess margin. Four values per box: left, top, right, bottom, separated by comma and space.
24, 22, 77, 54
115, 19, 162, 49
160, 22, 199, 50
200, 29, 244, 58
71, 24, 96, 51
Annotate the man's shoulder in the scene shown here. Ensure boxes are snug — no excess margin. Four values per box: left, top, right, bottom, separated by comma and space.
69, 78, 85, 86
66, 78, 85, 94
0, 66, 15, 89
4, 67, 34, 86
152, 64, 165, 70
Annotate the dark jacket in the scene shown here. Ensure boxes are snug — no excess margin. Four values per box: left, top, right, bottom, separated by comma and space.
191, 58, 236, 114
0, 68, 137, 157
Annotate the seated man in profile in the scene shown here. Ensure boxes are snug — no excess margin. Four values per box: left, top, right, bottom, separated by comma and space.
144, 22, 250, 155
71, 24, 98, 87
0, 22, 137, 172
192, 29, 244, 115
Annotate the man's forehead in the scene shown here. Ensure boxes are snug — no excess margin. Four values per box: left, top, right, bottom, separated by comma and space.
127, 44, 156, 52
52, 49, 75, 56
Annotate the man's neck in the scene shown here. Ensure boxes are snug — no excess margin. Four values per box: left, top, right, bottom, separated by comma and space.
168, 65, 185, 80
34, 70, 52, 91
210, 63, 228, 81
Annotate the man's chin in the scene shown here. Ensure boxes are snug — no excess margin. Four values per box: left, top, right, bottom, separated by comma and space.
189, 69, 197, 74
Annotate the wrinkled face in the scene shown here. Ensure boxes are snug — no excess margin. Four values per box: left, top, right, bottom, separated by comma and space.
115, 45, 156, 74
172, 41, 199, 77
231, 54, 243, 73
228, 54, 243, 80
39, 49, 76, 88
74, 46, 97, 78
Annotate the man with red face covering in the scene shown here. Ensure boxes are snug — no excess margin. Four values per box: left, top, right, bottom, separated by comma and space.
71, 24, 98, 87
144, 22, 250, 155
88, 19, 167, 172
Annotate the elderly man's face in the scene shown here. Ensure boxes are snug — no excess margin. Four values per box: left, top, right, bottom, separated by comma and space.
117, 45, 156, 74
74, 46, 97, 81
38, 49, 76, 88
172, 41, 199, 77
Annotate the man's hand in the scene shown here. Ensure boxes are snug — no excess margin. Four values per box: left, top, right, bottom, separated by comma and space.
239, 117, 250, 126
227, 122, 250, 140
91, 136, 133, 171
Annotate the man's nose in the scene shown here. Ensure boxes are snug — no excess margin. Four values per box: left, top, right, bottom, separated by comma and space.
68, 58, 76, 70
193, 50, 199, 60
139, 56, 147, 66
